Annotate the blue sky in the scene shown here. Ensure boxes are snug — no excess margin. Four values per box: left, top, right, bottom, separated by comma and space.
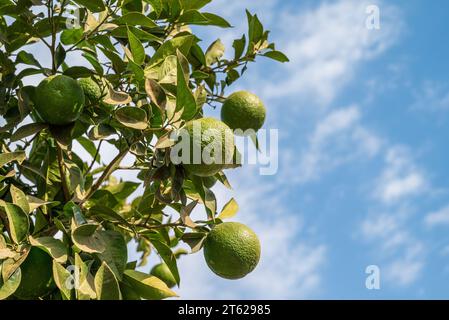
170, 0, 449, 299
3, 0, 449, 299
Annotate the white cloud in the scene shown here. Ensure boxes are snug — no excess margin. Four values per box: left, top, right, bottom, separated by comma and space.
424, 205, 449, 228
291, 106, 381, 184
411, 81, 449, 113
260, 0, 402, 105
360, 213, 425, 287
374, 146, 427, 204
385, 252, 424, 286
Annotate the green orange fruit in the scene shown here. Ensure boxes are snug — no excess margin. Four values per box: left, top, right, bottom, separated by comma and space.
78, 77, 102, 103
34, 75, 85, 125
221, 91, 266, 134
177, 117, 235, 177
203, 222, 261, 280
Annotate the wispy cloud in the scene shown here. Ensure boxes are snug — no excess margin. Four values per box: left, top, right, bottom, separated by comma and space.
260, 0, 402, 105
374, 146, 427, 204
424, 205, 449, 228
360, 211, 425, 287
289, 106, 381, 184
411, 81, 449, 113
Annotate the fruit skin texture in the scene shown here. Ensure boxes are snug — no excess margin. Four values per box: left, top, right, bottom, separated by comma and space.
221, 91, 266, 134
78, 77, 102, 102
150, 263, 177, 288
34, 75, 85, 125
14, 247, 56, 299
203, 222, 261, 280
180, 117, 235, 177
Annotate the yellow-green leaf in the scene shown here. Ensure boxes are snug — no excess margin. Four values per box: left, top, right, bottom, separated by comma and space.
123, 270, 178, 300
218, 198, 239, 220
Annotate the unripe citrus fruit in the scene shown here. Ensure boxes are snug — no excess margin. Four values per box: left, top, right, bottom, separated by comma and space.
221, 91, 266, 134
34, 75, 85, 125
150, 263, 177, 288
14, 247, 56, 299
203, 222, 261, 279
178, 117, 235, 177
78, 77, 102, 103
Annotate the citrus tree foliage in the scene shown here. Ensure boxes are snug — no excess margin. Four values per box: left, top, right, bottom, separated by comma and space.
0, 0, 288, 300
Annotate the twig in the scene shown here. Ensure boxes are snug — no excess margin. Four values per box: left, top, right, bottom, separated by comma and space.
81, 147, 130, 203
56, 145, 70, 202
86, 139, 103, 174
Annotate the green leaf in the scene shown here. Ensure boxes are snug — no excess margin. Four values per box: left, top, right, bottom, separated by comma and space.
0, 267, 21, 300
127, 28, 145, 65
150, 239, 180, 286
96, 230, 128, 280
10, 123, 48, 142
114, 13, 157, 28
83, 52, 103, 75
145, 78, 167, 111
63, 66, 95, 78
10, 185, 29, 213
216, 172, 232, 189
181, 232, 207, 253
147, 0, 163, 16
27, 195, 56, 213
16, 51, 41, 68
147, 35, 195, 67
110, 26, 162, 42
89, 205, 129, 226
64, 201, 86, 226
103, 88, 132, 105
180, 0, 211, 10
72, 0, 105, 12
262, 50, 290, 63
191, 177, 216, 218
176, 50, 197, 120
115, 107, 148, 130
201, 13, 232, 28
72, 223, 105, 253
74, 253, 96, 300
29, 236, 68, 264
0, 151, 26, 168
205, 39, 225, 66
77, 136, 101, 164
178, 10, 209, 24
246, 11, 264, 54
55, 44, 66, 69
88, 124, 116, 140
233, 34, 246, 60
218, 198, 239, 220
60, 28, 83, 45
95, 262, 122, 300
49, 123, 74, 149
52, 261, 72, 300
123, 270, 178, 300
1, 202, 29, 244
105, 181, 139, 200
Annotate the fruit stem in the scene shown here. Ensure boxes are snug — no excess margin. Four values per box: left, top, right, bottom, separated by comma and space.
56, 145, 71, 202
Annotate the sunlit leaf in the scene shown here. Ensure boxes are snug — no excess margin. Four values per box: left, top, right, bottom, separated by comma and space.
123, 270, 177, 300
115, 107, 148, 130
95, 262, 122, 300
29, 236, 68, 264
